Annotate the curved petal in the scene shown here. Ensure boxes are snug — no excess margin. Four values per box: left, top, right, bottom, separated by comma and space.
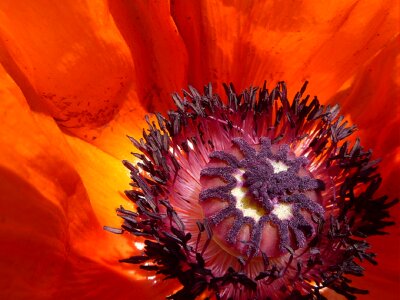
0, 64, 169, 299
63, 134, 133, 228
108, 0, 188, 112
352, 233, 400, 300
331, 34, 400, 199
0, 167, 168, 300
171, 0, 398, 101
327, 35, 400, 299
81, 0, 191, 159
0, 166, 70, 300
0, 0, 134, 140
77, 88, 149, 160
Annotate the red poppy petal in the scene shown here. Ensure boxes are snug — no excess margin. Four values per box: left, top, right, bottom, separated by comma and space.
75, 88, 149, 161
171, 0, 398, 101
0, 63, 104, 230
0, 0, 134, 139
0, 64, 169, 298
63, 134, 132, 227
324, 35, 400, 299
108, 0, 188, 112
327, 35, 400, 220
332, 35, 400, 298
83, 1, 192, 159
0, 167, 169, 300
353, 233, 400, 300
0, 167, 71, 299
331, 35, 399, 163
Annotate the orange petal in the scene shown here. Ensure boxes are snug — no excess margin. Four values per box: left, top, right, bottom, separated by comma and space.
109, 0, 188, 112
0, 60, 102, 257
63, 134, 132, 228
75, 87, 149, 161
331, 35, 399, 161
325, 35, 400, 299
320, 19, 399, 298
0, 63, 168, 298
0, 166, 70, 299
0, 0, 134, 139
0, 166, 169, 300
73, 0, 191, 158
171, 0, 398, 100
84, 1, 191, 159
329, 33, 400, 210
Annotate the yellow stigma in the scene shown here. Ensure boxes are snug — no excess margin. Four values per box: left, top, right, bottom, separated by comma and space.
268, 159, 289, 173
231, 171, 265, 221
272, 203, 292, 220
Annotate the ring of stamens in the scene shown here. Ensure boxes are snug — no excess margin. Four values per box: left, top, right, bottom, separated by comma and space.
199, 137, 325, 258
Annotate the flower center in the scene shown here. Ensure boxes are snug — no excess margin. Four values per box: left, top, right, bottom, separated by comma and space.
199, 137, 325, 258
107, 82, 396, 300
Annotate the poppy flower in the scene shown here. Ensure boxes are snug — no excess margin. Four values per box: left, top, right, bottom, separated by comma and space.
0, 1, 398, 300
